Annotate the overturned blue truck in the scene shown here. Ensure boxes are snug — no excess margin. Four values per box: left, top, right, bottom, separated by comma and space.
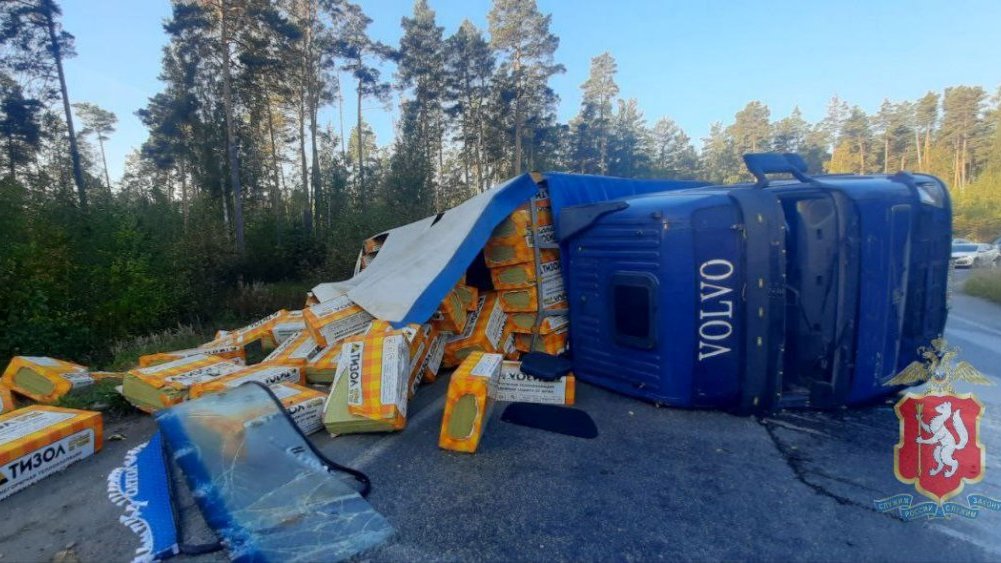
332, 152, 951, 414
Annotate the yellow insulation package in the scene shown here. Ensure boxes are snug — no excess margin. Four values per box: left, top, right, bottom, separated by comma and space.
0, 406, 103, 501
498, 268, 568, 313
322, 330, 410, 435
443, 293, 507, 368
506, 313, 569, 335
270, 310, 307, 345
431, 289, 468, 334
490, 254, 562, 290
139, 341, 246, 368
514, 329, 569, 355
123, 354, 244, 413
455, 284, 479, 312
269, 382, 326, 436
0, 385, 15, 415
400, 324, 432, 398
303, 295, 374, 348
490, 206, 553, 241
189, 364, 304, 399
484, 241, 559, 268
215, 309, 289, 350
2, 356, 96, 404
438, 352, 502, 453
418, 328, 448, 384
494, 361, 575, 405
261, 331, 322, 367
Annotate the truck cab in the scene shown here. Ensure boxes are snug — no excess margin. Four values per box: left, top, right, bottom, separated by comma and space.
559, 153, 951, 412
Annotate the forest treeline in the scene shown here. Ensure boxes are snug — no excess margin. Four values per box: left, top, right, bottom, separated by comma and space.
1, 0, 1000, 366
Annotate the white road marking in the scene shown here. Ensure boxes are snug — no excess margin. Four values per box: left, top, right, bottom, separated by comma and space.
348, 393, 447, 469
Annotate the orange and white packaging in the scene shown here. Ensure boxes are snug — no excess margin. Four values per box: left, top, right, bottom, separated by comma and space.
419, 328, 449, 383
123, 354, 245, 412
269, 382, 326, 436
339, 330, 411, 430
189, 364, 303, 399
514, 328, 569, 355
505, 312, 569, 335
443, 293, 507, 368
401, 324, 433, 397
499, 328, 520, 361
494, 361, 575, 405
261, 330, 322, 367
215, 310, 288, 350
1, 356, 95, 404
0, 405, 103, 501
304, 322, 376, 384
0, 384, 15, 415
303, 295, 374, 348
489, 206, 553, 241
431, 289, 468, 334
270, 310, 307, 345
139, 341, 246, 368
497, 267, 568, 313
490, 254, 562, 290
438, 352, 502, 454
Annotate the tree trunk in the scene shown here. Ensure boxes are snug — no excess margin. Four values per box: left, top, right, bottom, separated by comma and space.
180, 159, 189, 231
97, 135, 112, 189
310, 103, 321, 233
914, 129, 922, 170
883, 135, 889, 174
298, 98, 311, 230
267, 103, 282, 216
43, 0, 86, 208
357, 78, 365, 209
220, 3, 245, 254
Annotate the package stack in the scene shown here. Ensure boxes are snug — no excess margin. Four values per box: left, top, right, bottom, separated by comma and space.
356, 233, 388, 273
484, 189, 569, 359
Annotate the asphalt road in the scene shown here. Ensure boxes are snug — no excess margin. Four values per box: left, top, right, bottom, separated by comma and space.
2, 268, 1001, 562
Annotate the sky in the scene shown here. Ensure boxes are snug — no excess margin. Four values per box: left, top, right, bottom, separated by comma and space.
59, 0, 1001, 182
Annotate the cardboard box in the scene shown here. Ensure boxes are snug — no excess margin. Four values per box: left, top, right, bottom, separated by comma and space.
438, 352, 502, 453
514, 329, 569, 355
261, 331, 322, 367
490, 254, 562, 290
494, 361, 575, 405
304, 322, 376, 384
269, 382, 326, 436
139, 341, 246, 368
303, 295, 374, 348
443, 293, 507, 368
506, 313, 569, 335
2, 357, 95, 404
497, 269, 568, 313
189, 364, 304, 399
216, 310, 288, 350
484, 244, 559, 269
270, 310, 306, 345
123, 354, 244, 413
489, 207, 553, 241
322, 331, 410, 435
0, 384, 15, 415
455, 284, 479, 312
0, 406, 103, 501
419, 329, 449, 383
431, 289, 468, 334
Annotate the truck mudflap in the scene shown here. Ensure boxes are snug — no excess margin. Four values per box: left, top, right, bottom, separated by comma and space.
727, 188, 786, 414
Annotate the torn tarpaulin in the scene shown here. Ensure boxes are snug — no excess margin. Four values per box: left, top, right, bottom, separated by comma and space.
155, 382, 392, 562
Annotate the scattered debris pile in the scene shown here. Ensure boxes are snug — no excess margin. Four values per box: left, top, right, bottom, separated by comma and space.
0, 181, 581, 514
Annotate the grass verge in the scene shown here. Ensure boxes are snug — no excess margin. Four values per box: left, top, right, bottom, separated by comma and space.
964, 269, 1001, 305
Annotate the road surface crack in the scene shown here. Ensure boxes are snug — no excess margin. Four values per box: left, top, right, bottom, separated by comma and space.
758, 416, 893, 516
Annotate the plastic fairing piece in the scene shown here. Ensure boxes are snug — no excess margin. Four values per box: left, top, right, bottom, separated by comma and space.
500, 402, 598, 439
155, 382, 393, 563
107, 432, 181, 561
518, 352, 572, 382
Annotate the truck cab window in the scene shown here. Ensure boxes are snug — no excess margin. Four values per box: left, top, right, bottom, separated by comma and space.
612, 272, 657, 349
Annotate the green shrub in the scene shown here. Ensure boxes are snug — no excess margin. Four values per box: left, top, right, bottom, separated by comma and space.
964, 270, 1001, 305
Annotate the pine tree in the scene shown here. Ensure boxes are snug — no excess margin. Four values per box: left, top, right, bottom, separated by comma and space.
487, 0, 564, 176
649, 117, 698, 178
72, 102, 116, 190
444, 20, 495, 192
575, 52, 618, 174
